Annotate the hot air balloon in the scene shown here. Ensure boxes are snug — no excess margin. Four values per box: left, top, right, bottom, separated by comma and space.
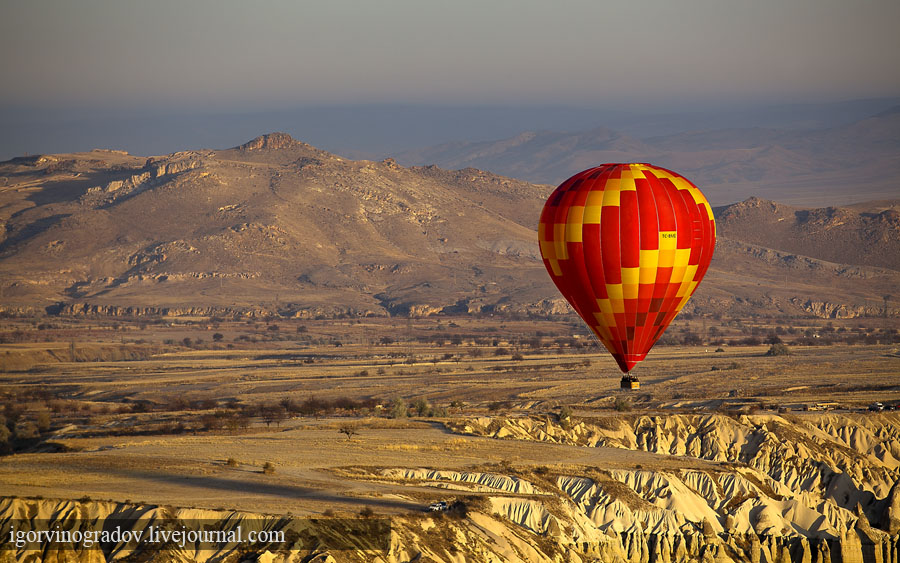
538, 163, 715, 387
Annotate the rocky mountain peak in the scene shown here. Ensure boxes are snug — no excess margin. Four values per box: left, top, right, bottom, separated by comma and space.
237, 132, 301, 152
717, 197, 782, 219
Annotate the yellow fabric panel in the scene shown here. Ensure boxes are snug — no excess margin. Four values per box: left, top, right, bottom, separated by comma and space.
658, 249, 676, 268
538, 222, 548, 241
619, 176, 636, 191
675, 267, 699, 297
586, 190, 605, 206
628, 165, 646, 179
602, 183, 621, 206
685, 185, 715, 222
590, 315, 614, 341
690, 189, 711, 212
676, 280, 700, 308
674, 248, 691, 268
639, 249, 659, 283
670, 266, 686, 286
639, 268, 657, 285
539, 239, 556, 260
659, 231, 677, 250
652, 167, 675, 180
597, 299, 613, 314
606, 284, 623, 301
621, 267, 640, 285
565, 206, 584, 242
549, 258, 562, 276
553, 223, 568, 260
671, 177, 692, 191
583, 205, 602, 224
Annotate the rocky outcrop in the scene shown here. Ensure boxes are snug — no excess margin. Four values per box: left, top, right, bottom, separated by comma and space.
50, 303, 270, 318
449, 414, 900, 538
81, 155, 202, 206
792, 298, 890, 319
382, 468, 538, 494
47, 301, 388, 320
11, 494, 900, 563
238, 132, 303, 151
376, 464, 900, 563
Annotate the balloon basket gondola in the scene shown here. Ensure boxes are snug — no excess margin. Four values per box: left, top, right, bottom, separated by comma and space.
620, 376, 640, 390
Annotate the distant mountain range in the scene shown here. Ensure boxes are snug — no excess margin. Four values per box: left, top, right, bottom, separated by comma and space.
396, 106, 900, 207
1, 133, 897, 319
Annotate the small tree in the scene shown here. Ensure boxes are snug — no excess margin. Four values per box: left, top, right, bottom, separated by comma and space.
682, 331, 703, 345
389, 398, 408, 419
225, 414, 250, 433
559, 405, 574, 430
764, 334, 782, 345
414, 398, 430, 416
261, 404, 288, 427
766, 343, 791, 356
280, 397, 298, 413
212, 333, 224, 342
0, 424, 11, 454
36, 411, 51, 432
262, 461, 275, 474
614, 398, 632, 412
15, 421, 40, 440
339, 425, 358, 441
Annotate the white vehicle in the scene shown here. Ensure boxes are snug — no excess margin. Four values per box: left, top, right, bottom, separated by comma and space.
427, 501, 449, 512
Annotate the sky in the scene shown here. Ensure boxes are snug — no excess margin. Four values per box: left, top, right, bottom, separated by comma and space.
2, 0, 899, 156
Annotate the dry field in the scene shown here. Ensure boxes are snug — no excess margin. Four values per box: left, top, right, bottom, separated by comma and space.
0, 314, 898, 517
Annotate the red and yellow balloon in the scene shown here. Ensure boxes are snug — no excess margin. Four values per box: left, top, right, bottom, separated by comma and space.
539, 163, 716, 373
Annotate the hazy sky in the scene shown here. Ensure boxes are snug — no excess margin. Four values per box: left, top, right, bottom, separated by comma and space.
3, 0, 900, 111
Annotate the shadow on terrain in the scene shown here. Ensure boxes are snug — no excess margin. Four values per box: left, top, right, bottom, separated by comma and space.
0, 213, 71, 254
93, 466, 423, 512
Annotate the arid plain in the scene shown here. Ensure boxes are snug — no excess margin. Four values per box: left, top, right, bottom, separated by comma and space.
2, 313, 900, 562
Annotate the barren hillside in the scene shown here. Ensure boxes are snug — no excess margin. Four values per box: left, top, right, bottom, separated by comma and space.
0, 133, 897, 320
715, 197, 900, 271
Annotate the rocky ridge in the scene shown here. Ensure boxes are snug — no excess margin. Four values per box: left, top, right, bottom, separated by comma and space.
443, 414, 900, 546
1, 133, 897, 320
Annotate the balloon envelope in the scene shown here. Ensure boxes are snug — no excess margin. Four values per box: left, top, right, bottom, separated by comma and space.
538, 163, 716, 373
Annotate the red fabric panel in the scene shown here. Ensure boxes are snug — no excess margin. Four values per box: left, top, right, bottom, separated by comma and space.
678, 189, 703, 265
600, 204, 621, 284
635, 178, 659, 250
665, 180, 691, 249
649, 174, 677, 232
619, 190, 640, 268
